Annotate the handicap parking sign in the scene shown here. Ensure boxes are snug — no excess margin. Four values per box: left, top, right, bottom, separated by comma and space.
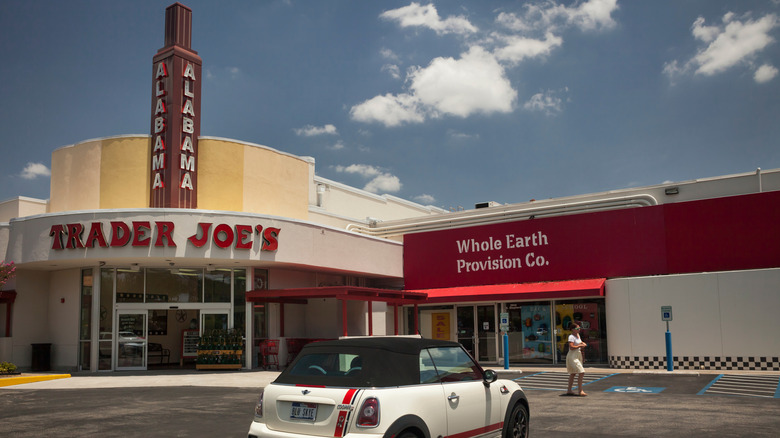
605, 386, 665, 394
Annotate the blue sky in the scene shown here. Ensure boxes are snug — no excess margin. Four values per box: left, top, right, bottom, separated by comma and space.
1, 1, 779, 211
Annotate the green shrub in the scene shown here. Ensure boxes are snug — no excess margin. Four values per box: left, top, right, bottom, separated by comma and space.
0, 361, 18, 374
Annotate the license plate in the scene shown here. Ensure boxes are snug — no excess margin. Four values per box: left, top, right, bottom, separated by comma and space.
291, 402, 317, 421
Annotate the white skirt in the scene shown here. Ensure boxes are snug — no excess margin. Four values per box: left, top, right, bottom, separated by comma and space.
566, 349, 585, 374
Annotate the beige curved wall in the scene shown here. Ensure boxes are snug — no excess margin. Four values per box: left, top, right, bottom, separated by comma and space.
198, 137, 310, 220
49, 136, 310, 220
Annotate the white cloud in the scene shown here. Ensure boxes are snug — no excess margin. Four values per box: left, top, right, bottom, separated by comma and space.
409, 46, 516, 117
382, 63, 402, 79
351, 46, 516, 126
328, 140, 346, 151
413, 193, 436, 204
294, 124, 338, 136
755, 64, 778, 83
20, 162, 51, 180
364, 173, 402, 194
380, 48, 399, 61
495, 0, 618, 34
355, 1, 620, 127
492, 32, 563, 66
334, 164, 402, 194
523, 89, 565, 116
380, 2, 477, 36
665, 12, 779, 81
350, 93, 426, 127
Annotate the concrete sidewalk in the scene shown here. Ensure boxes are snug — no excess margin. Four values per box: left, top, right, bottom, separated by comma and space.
2, 364, 770, 390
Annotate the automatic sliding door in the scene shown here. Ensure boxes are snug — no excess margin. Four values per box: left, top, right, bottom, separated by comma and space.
116, 311, 147, 370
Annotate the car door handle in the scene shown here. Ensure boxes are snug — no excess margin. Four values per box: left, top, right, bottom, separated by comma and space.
447, 394, 460, 401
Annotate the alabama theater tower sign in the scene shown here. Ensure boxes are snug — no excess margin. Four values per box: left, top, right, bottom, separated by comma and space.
150, 3, 202, 208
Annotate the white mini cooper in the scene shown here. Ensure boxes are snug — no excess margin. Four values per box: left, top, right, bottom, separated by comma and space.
248, 336, 529, 438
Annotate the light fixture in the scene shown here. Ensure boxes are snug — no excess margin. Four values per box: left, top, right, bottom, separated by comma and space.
130, 263, 140, 272
665, 187, 679, 195
206, 264, 215, 272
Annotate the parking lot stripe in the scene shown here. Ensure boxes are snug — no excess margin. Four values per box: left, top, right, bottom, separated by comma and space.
513, 372, 616, 391
698, 374, 780, 398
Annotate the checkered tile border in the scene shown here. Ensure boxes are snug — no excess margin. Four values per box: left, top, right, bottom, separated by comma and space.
609, 356, 780, 371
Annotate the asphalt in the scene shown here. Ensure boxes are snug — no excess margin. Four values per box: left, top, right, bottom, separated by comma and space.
2, 365, 763, 390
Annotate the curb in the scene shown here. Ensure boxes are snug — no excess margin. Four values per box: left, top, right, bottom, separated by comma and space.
0, 374, 71, 388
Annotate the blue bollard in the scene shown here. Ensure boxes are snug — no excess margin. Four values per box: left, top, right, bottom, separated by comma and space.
503, 333, 509, 370
665, 330, 673, 372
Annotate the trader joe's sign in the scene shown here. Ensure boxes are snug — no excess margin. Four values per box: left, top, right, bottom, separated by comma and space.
49, 221, 280, 251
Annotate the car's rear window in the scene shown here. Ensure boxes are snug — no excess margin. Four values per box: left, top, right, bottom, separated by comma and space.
275, 345, 421, 387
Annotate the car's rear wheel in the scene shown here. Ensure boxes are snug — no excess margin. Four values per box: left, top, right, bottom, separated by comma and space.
397, 431, 419, 438
506, 403, 529, 438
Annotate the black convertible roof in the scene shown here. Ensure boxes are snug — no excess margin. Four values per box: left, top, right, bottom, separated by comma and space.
274, 336, 469, 387
305, 336, 460, 354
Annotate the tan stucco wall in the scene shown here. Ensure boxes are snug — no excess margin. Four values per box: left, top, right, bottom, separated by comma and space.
197, 139, 244, 212
49, 140, 103, 212
48, 136, 314, 220
49, 136, 149, 213
99, 137, 149, 209
199, 137, 310, 220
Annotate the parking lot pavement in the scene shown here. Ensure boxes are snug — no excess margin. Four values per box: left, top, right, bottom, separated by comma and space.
503, 367, 780, 398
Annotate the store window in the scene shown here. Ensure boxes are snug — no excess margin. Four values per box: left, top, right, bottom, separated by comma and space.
252, 269, 268, 340
506, 302, 553, 364
99, 268, 114, 370
79, 269, 93, 371
233, 269, 246, 335
146, 268, 201, 303
555, 300, 607, 364
116, 269, 144, 303
205, 269, 231, 303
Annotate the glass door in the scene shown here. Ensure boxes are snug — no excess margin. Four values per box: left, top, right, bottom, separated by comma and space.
201, 311, 229, 335
456, 306, 475, 358
116, 311, 147, 370
476, 305, 496, 363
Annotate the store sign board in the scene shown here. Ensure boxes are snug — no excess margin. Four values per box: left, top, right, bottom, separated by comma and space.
150, 4, 202, 209
404, 191, 780, 290
404, 206, 667, 290
49, 221, 280, 252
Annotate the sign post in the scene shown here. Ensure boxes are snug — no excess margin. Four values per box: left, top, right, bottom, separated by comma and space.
661, 306, 673, 372
500, 312, 509, 370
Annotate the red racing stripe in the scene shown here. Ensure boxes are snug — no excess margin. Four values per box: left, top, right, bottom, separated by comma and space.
446, 422, 503, 438
333, 388, 358, 437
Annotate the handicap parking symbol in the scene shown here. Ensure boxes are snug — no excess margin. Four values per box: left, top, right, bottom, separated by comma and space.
605, 386, 665, 394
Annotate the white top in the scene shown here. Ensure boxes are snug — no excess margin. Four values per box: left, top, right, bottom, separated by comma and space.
568, 334, 583, 347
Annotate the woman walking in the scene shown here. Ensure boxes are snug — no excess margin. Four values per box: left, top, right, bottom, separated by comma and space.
566, 322, 588, 396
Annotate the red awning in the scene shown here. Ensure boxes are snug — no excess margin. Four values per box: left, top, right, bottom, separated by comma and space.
409, 278, 605, 304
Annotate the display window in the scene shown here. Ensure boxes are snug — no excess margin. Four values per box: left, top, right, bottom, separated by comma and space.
507, 302, 554, 364
555, 300, 607, 364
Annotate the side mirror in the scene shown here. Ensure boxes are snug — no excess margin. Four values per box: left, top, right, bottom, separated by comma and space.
483, 369, 498, 386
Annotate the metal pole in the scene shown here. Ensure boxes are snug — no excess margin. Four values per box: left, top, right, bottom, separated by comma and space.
503, 332, 509, 370
665, 321, 673, 372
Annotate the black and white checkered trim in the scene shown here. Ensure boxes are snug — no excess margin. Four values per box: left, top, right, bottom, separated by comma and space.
609, 356, 780, 371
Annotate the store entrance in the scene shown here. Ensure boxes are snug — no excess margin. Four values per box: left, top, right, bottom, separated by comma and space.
112, 308, 204, 371
116, 311, 147, 370
456, 305, 497, 364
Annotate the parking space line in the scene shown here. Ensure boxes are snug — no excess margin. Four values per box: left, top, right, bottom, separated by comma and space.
698, 374, 780, 398
513, 372, 616, 391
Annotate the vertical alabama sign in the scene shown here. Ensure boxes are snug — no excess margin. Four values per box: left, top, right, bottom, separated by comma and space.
150, 3, 202, 208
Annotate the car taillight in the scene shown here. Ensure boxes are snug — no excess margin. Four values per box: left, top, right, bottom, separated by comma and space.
356, 397, 380, 427
253, 389, 264, 420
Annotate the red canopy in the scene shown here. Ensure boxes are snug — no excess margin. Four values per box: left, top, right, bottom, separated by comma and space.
408, 278, 605, 304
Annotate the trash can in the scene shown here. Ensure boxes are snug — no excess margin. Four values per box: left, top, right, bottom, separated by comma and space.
31, 343, 52, 371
